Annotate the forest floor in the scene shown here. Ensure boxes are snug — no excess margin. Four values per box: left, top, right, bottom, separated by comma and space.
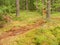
0, 11, 60, 45
0, 19, 45, 40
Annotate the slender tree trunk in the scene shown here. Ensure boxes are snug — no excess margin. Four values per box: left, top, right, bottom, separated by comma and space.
51, 0, 54, 12
46, 0, 51, 20
36, 0, 39, 10
42, 0, 46, 19
42, 0, 45, 15
26, 0, 28, 10
16, 0, 20, 17
21, 0, 26, 10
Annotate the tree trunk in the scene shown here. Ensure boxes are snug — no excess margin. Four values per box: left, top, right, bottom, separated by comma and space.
42, 0, 45, 15
16, 0, 20, 17
36, 0, 39, 10
46, 0, 51, 20
26, 0, 28, 10
42, 0, 46, 19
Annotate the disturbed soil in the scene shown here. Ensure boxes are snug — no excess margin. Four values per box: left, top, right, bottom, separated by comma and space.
0, 19, 46, 40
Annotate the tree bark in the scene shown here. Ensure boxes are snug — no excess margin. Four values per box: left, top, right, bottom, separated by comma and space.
46, 0, 51, 20
42, 0, 46, 19
16, 0, 20, 17
42, 0, 45, 15
26, 0, 28, 10
35, 0, 39, 10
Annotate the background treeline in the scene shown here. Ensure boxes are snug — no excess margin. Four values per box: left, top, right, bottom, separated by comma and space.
0, 0, 60, 14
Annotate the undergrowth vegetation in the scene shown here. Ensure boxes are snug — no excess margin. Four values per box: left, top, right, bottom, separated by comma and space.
0, 11, 60, 45
1, 23, 60, 45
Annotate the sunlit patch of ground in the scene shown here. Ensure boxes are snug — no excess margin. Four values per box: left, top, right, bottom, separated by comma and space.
0, 11, 42, 35
0, 19, 60, 45
0, 11, 60, 45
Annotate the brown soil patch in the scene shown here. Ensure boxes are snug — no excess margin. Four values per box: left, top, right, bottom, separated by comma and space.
0, 19, 46, 40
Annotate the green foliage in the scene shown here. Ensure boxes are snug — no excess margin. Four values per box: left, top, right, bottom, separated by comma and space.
51, 0, 60, 12
34, 0, 43, 11
0, 14, 6, 28
0, 15, 4, 21
29, 0, 36, 10
34, 0, 46, 14
0, 0, 60, 14
33, 28, 59, 45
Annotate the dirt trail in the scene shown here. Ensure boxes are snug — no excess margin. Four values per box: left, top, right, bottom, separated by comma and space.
0, 17, 60, 40
0, 19, 46, 40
